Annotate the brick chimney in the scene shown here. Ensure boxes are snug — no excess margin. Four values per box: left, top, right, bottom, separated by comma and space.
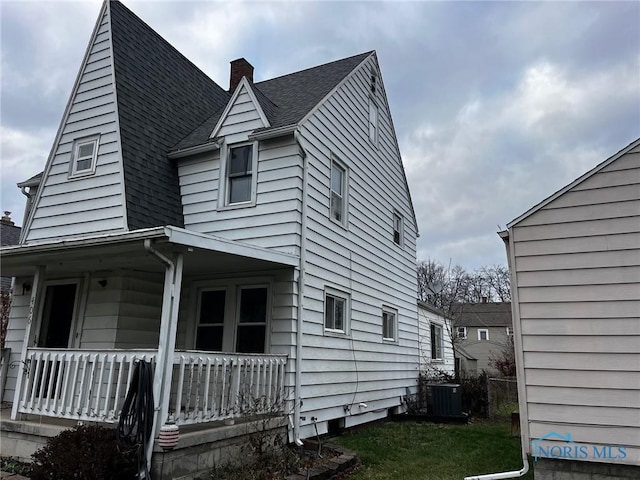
1, 211, 14, 226
229, 58, 254, 92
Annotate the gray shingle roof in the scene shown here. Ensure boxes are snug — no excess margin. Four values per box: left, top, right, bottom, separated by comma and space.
109, 0, 230, 230
172, 52, 372, 152
107, 1, 371, 227
454, 302, 513, 327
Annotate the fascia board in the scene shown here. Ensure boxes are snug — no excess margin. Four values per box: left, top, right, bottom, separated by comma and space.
164, 226, 298, 267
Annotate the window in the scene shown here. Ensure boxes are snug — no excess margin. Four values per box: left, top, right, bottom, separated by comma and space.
196, 289, 226, 351
227, 144, 254, 204
478, 329, 489, 341
330, 158, 347, 224
430, 324, 443, 360
393, 212, 403, 245
194, 280, 270, 353
506, 327, 513, 337
70, 137, 99, 177
382, 307, 397, 342
236, 287, 268, 353
457, 326, 467, 339
368, 98, 378, 144
325, 289, 349, 334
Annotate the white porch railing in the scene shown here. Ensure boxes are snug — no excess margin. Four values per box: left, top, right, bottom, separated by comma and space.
16, 348, 157, 423
15, 348, 288, 427
170, 351, 287, 425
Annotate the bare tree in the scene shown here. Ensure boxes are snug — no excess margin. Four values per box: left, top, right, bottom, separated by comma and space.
417, 259, 511, 376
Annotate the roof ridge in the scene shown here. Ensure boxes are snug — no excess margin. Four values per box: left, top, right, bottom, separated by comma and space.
255, 50, 373, 86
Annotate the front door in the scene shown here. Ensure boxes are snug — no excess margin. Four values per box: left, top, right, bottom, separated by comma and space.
38, 283, 78, 348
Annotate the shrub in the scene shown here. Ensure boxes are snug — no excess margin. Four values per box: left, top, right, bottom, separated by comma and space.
30, 424, 138, 480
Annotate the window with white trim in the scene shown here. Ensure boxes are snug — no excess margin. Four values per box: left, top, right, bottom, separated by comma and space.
330, 158, 347, 224
193, 281, 270, 353
195, 289, 226, 351
430, 323, 443, 360
235, 286, 268, 353
382, 307, 397, 342
393, 211, 403, 245
69, 136, 99, 177
478, 328, 489, 341
368, 97, 378, 144
457, 326, 467, 339
226, 144, 255, 205
324, 288, 349, 334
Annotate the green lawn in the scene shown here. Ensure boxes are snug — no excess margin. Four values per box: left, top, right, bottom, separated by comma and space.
334, 419, 534, 480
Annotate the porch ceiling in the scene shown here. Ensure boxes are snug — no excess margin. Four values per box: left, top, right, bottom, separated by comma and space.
0, 226, 298, 277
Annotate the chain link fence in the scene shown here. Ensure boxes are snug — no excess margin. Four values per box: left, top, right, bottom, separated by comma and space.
487, 376, 518, 418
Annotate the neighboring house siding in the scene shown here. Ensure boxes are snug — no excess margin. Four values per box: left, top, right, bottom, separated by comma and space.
417, 304, 454, 375
178, 136, 302, 257
2, 278, 30, 402
297, 56, 419, 436
458, 326, 509, 373
510, 144, 640, 465
25, 7, 126, 243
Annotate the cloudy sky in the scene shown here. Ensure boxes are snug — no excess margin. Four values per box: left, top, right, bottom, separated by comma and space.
1, 0, 638, 269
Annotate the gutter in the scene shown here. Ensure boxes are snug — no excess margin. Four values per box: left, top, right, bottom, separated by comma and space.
293, 128, 307, 446
465, 228, 530, 480
167, 141, 220, 159
249, 125, 297, 141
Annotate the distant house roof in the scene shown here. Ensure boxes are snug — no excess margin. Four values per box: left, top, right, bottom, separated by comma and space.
1, 214, 21, 292
417, 300, 452, 320
454, 302, 512, 327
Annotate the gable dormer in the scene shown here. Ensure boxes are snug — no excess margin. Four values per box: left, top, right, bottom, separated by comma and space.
210, 76, 271, 145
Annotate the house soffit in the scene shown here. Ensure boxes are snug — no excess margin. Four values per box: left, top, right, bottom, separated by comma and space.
0, 227, 298, 278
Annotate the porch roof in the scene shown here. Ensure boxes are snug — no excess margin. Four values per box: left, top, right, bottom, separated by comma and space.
0, 226, 299, 277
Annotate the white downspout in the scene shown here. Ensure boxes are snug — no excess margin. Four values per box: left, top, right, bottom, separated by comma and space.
293, 130, 308, 445
464, 229, 529, 480
143, 239, 183, 468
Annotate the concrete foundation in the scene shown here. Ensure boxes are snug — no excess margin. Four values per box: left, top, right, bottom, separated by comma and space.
0, 407, 287, 480
534, 458, 640, 480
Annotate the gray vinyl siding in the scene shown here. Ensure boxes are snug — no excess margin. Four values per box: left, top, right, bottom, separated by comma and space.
216, 84, 267, 145
296, 56, 419, 436
178, 135, 302, 256
510, 144, 640, 465
25, 7, 126, 243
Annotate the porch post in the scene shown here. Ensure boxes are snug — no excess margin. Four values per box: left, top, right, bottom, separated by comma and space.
157, 254, 183, 424
143, 241, 183, 466
11, 265, 45, 419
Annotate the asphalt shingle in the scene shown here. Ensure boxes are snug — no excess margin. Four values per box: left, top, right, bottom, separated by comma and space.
109, 0, 229, 230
